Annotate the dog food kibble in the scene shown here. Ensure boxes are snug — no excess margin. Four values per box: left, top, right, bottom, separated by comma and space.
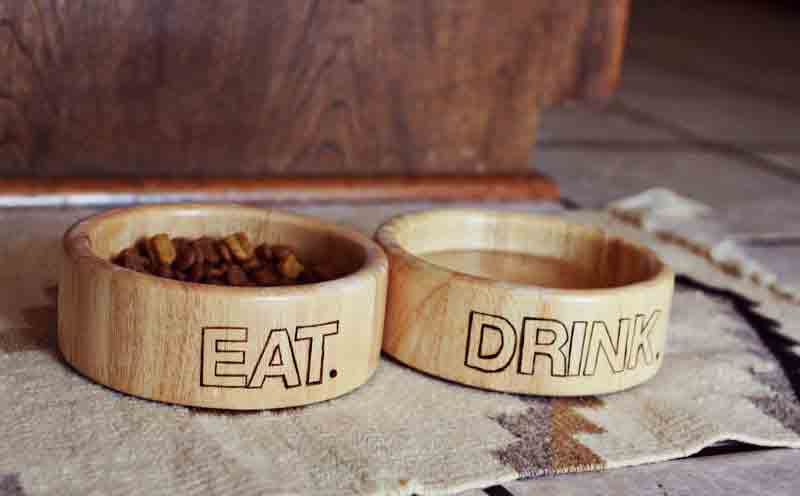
252, 266, 281, 286
277, 252, 305, 279
149, 233, 177, 265
224, 233, 253, 262
112, 232, 340, 286
216, 241, 234, 264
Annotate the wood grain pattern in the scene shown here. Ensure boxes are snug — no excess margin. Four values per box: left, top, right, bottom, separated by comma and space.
58, 204, 388, 409
570, 0, 630, 101
0, 1, 628, 178
375, 209, 674, 396
0, 174, 559, 207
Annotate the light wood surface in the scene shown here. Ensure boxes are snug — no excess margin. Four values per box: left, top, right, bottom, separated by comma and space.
376, 209, 674, 396
0, 0, 628, 177
58, 204, 388, 409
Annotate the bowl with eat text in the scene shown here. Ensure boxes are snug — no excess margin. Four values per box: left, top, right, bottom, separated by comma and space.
59, 204, 388, 409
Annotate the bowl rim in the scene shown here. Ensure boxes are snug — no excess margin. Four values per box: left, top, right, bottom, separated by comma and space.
375, 208, 674, 297
63, 203, 388, 296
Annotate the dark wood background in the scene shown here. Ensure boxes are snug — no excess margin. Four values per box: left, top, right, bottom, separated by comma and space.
0, 0, 628, 179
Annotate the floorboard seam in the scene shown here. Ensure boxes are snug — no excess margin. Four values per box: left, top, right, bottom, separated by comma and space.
608, 101, 800, 184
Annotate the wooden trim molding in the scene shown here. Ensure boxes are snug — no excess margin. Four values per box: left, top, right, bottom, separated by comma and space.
0, 175, 559, 207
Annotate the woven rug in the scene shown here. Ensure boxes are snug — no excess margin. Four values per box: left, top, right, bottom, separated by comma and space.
0, 204, 799, 495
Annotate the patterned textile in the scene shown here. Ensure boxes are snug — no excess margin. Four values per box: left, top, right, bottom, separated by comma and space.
0, 205, 798, 495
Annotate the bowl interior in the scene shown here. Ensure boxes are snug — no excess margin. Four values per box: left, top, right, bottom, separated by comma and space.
390, 211, 663, 290
81, 206, 367, 280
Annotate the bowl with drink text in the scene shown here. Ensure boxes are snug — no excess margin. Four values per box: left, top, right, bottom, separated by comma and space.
375, 209, 674, 396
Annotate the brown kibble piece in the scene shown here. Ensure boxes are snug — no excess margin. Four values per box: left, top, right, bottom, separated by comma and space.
188, 263, 206, 282
255, 243, 273, 262
236, 232, 253, 251
251, 266, 281, 286
216, 241, 233, 263
226, 265, 249, 286
118, 248, 150, 273
192, 242, 205, 266
241, 257, 262, 272
156, 264, 174, 279
172, 237, 188, 252
142, 237, 157, 264
277, 253, 304, 279
113, 232, 332, 288
113, 247, 128, 263
298, 269, 319, 284
173, 242, 197, 271
224, 232, 253, 262
272, 245, 294, 260
135, 238, 150, 258
222, 235, 245, 261
197, 238, 220, 265
207, 265, 227, 279
149, 234, 177, 265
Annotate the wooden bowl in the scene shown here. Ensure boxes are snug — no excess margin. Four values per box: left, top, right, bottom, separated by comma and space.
58, 204, 388, 410
375, 209, 674, 396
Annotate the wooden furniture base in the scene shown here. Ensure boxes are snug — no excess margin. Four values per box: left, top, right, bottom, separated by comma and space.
0, 175, 558, 207
59, 204, 388, 409
0, 1, 628, 178
376, 209, 674, 397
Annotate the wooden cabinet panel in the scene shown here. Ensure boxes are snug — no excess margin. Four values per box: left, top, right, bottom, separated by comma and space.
0, 0, 628, 178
